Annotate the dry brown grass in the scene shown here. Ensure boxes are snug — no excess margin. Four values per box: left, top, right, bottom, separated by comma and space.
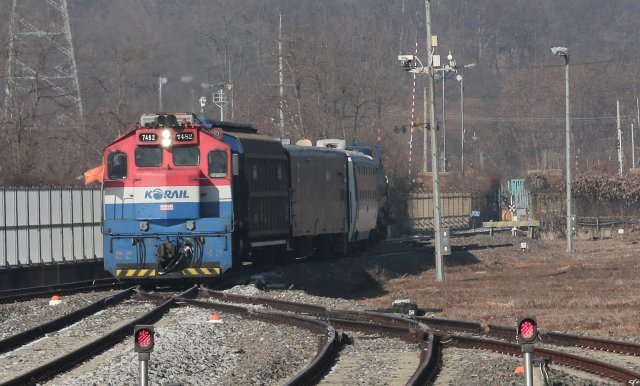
359, 233, 640, 338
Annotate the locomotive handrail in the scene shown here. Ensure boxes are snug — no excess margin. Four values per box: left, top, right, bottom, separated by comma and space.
100, 182, 105, 234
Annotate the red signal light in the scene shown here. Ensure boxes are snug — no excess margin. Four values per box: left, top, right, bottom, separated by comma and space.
136, 329, 152, 348
519, 321, 535, 339
134, 325, 155, 353
516, 317, 538, 344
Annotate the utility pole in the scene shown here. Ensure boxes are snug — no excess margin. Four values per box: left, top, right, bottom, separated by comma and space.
632, 122, 635, 169
565, 56, 573, 254
636, 96, 640, 168
228, 60, 235, 120
442, 73, 447, 171
552, 46, 572, 254
617, 99, 623, 175
158, 77, 167, 111
278, 12, 285, 137
424, 78, 428, 172
457, 74, 464, 173
637, 96, 640, 137
426, 0, 444, 282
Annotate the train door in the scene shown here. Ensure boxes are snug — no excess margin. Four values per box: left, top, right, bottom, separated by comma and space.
346, 156, 357, 242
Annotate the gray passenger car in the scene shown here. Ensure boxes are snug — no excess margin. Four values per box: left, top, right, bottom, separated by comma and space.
285, 145, 349, 256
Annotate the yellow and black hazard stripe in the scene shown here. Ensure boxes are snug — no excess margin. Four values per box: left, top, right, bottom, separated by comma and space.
115, 269, 157, 278
181, 267, 221, 277
483, 220, 539, 229
116, 267, 221, 278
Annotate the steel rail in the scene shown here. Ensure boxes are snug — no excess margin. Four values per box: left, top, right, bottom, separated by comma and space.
202, 288, 327, 314
208, 290, 640, 383
443, 334, 640, 383
165, 295, 343, 386
0, 278, 124, 304
540, 331, 640, 356
200, 288, 440, 385
0, 286, 198, 386
408, 333, 441, 386
0, 287, 135, 354
417, 316, 640, 355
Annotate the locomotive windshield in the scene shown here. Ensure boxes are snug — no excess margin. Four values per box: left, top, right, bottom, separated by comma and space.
173, 146, 200, 166
208, 150, 227, 178
135, 147, 162, 167
107, 152, 127, 179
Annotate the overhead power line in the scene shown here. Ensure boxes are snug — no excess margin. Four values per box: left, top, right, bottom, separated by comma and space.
453, 114, 636, 122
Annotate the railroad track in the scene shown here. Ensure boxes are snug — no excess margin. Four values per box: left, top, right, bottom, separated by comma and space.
3, 282, 634, 384
0, 287, 135, 355
197, 287, 441, 385
0, 286, 197, 386
131, 287, 440, 385
418, 316, 640, 355
416, 316, 640, 383
0, 278, 126, 304
202, 288, 640, 384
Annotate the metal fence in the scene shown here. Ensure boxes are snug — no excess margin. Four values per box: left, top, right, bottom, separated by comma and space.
532, 191, 640, 230
0, 188, 102, 268
408, 192, 496, 232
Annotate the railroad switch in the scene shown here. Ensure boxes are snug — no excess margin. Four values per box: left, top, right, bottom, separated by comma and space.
336, 331, 353, 345
532, 358, 551, 386
392, 299, 424, 316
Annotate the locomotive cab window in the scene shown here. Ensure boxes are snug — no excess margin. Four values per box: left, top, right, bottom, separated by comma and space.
173, 146, 200, 166
208, 150, 227, 178
135, 147, 162, 167
107, 152, 127, 179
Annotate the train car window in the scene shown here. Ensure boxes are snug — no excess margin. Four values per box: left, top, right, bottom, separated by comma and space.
208, 150, 227, 178
107, 152, 127, 179
174, 146, 200, 166
135, 147, 162, 167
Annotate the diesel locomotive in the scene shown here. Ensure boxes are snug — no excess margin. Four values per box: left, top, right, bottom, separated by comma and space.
100, 113, 388, 281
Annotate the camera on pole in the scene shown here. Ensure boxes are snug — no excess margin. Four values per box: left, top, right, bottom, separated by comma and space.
397, 54, 415, 70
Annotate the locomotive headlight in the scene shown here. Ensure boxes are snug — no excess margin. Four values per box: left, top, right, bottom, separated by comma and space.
160, 129, 172, 148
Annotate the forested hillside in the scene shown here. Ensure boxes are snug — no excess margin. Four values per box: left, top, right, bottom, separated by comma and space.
1, 0, 640, 186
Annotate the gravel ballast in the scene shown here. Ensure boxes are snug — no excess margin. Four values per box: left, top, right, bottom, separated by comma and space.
44, 305, 317, 386
0, 290, 121, 340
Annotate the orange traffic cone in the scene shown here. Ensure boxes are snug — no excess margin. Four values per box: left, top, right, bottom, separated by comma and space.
209, 313, 222, 323
49, 295, 62, 306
